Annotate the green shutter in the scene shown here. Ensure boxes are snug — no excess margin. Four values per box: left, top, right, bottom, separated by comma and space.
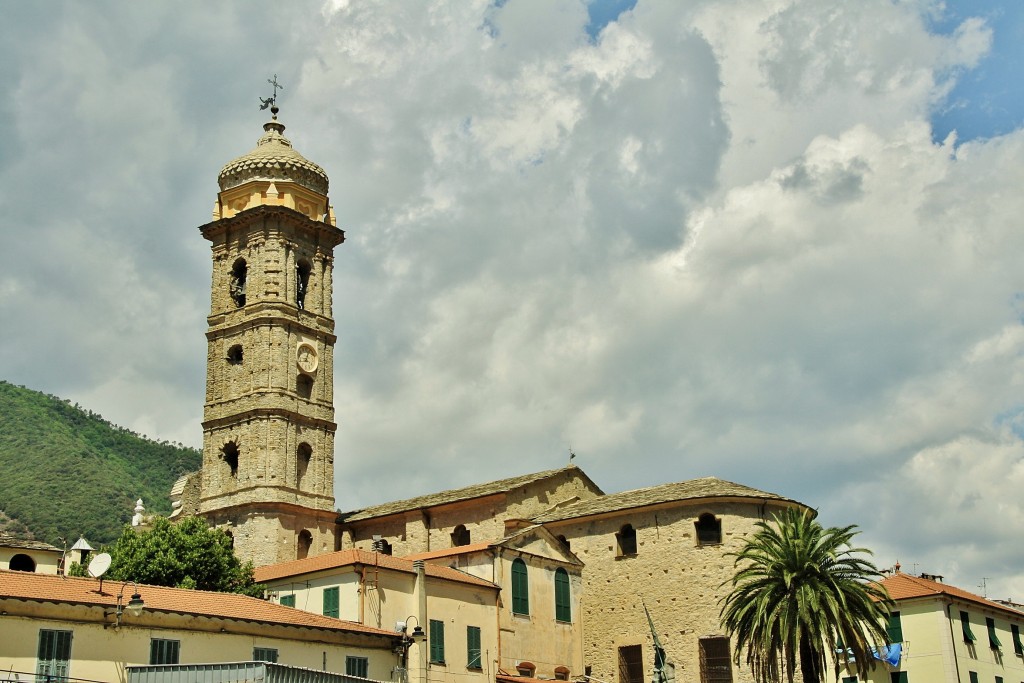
36, 630, 72, 681
280, 594, 295, 607
842, 677, 857, 683
968, 671, 978, 683
323, 587, 339, 618
554, 567, 571, 622
987, 617, 1002, 649
1012, 624, 1023, 655
430, 619, 446, 664
889, 673, 908, 683
149, 639, 180, 665
886, 612, 904, 643
346, 656, 369, 677
512, 558, 529, 615
467, 626, 482, 668
962, 612, 977, 642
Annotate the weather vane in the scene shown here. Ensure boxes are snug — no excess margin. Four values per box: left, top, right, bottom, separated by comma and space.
260, 74, 284, 111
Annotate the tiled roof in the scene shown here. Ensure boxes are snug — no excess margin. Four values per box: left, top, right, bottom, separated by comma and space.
880, 572, 1021, 616
0, 570, 396, 637
403, 542, 494, 561
254, 549, 497, 589
339, 465, 601, 522
533, 477, 802, 523
0, 533, 61, 552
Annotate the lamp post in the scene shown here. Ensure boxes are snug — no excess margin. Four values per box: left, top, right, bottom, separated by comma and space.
399, 616, 426, 683
106, 581, 145, 628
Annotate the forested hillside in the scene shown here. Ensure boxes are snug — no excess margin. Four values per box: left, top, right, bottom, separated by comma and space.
0, 381, 201, 546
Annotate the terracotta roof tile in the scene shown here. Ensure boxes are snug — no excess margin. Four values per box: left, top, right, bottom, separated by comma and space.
0, 570, 396, 637
879, 572, 1022, 616
254, 549, 497, 589
403, 542, 494, 561
533, 477, 803, 523
339, 466, 601, 523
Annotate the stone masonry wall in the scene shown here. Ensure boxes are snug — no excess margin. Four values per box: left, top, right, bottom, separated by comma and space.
547, 500, 795, 683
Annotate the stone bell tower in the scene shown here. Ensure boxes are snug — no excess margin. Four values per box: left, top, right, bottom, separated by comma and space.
197, 101, 344, 566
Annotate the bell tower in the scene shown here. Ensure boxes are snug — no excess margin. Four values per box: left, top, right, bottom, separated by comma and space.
197, 100, 344, 566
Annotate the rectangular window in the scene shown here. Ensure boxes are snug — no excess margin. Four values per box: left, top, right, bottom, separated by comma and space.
886, 612, 904, 643
467, 626, 482, 669
36, 629, 73, 682
698, 637, 733, 683
962, 611, 977, 642
280, 594, 295, 607
323, 586, 339, 618
253, 647, 278, 663
618, 645, 644, 683
1012, 624, 1023, 655
842, 677, 858, 683
987, 617, 1002, 649
150, 638, 180, 665
346, 656, 369, 678
890, 673, 908, 683
969, 672, 978, 683
555, 568, 571, 622
430, 619, 446, 664
995, 676, 1003, 683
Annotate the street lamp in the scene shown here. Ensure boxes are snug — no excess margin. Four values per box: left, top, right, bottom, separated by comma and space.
397, 616, 426, 683
106, 581, 145, 628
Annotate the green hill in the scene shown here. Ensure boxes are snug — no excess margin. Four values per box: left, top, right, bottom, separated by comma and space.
0, 381, 201, 546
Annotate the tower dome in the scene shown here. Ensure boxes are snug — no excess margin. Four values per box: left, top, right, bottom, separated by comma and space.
213, 106, 336, 225
218, 109, 329, 195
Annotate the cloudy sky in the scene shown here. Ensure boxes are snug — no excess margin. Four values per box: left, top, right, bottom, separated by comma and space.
2, 0, 1023, 598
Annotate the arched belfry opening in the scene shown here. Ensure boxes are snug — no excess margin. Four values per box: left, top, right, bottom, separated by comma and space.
296, 258, 311, 309
221, 441, 240, 478
230, 258, 247, 307
297, 442, 312, 489
297, 530, 313, 560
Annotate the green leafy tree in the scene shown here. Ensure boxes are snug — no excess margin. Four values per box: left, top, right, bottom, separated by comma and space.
719, 507, 892, 683
107, 517, 263, 597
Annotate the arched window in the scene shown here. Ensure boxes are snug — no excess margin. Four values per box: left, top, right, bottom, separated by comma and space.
9, 553, 35, 572
377, 538, 393, 555
297, 530, 313, 560
296, 374, 313, 399
227, 344, 243, 365
554, 567, 571, 622
230, 258, 247, 307
221, 441, 240, 478
616, 524, 637, 557
451, 524, 471, 547
297, 442, 312, 488
296, 259, 311, 310
511, 558, 529, 615
554, 667, 570, 681
695, 513, 722, 545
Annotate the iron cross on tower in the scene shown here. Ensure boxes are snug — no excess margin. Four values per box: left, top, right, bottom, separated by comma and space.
260, 74, 284, 111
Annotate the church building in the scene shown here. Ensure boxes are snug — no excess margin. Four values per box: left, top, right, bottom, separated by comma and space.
172, 103, 808, 683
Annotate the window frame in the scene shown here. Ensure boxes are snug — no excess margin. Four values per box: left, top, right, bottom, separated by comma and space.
511, 557, 530, 616
280, 594, 295, 607
616, 524, 638, 557
253, 647, 279, 663
149, 638, 180, 665
886, 611, 904, 643
346, 656, 369, 678
430, 618, 446, 665
618, 644, 644, 683
554, 567, 571, 622
962, 611, 977, 642
36, 629, 73, 682
467, 625, 482, 669
323, 586, 339, 618
694, 513, 722, 546
987, 616, 1002, 650
1011, 623, 1023, 656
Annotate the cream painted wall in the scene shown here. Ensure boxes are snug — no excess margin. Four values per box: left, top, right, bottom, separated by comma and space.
0, 547, 61, 574
268, 568, 362, 620
841, 596, 1024, 683
0, 610, 396, 683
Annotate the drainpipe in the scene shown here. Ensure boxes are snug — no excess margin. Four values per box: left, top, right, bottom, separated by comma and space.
947, 602, 963, 682
414, 560, 428, 683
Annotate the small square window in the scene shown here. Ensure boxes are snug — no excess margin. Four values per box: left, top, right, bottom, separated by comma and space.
150, 639, 180, 665
253, 647, 278, 663
346, 656, 369, 678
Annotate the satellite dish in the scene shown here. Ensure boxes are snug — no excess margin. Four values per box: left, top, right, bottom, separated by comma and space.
87, 552, 111, 578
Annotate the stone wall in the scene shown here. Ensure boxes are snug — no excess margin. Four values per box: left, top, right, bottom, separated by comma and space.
546, 499, 796, 683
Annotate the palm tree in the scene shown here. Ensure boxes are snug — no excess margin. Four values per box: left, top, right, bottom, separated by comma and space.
719, 507, 892, 683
